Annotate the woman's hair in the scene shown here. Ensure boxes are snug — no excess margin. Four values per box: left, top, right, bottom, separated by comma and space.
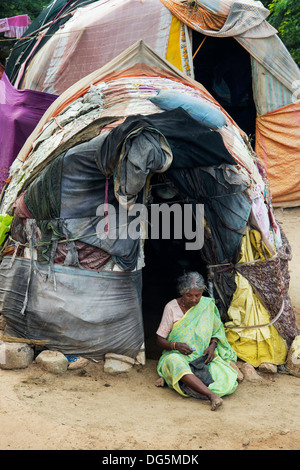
177, 271, 206, 294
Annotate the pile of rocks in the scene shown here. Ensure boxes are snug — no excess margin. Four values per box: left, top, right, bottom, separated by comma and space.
0, 336, 281, 379
231, 360, 278, 382
0, 340, 146, 375
0, 311, 146, 375
0, 313, 299, 378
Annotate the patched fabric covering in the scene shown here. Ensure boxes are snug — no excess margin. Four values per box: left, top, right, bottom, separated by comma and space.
0, 257, 144, 360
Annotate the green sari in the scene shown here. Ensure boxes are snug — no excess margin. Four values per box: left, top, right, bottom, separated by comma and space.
157, 296, 238, 397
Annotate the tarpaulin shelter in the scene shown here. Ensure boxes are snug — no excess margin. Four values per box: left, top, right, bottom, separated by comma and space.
4, 0, 300, 206
0, 41, 298, 366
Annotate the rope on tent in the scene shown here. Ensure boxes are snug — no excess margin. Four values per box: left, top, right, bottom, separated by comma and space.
192, 36, 206, 60
225, 298, 285, 330
104, 176, 110, 234
20, 220, 35, 315
54, 117, 64, 130
2, 335, 50, 346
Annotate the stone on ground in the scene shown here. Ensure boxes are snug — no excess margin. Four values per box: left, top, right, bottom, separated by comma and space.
36, 350, 69, 375
286, 335, 300, 378
258, 362, 277, 374
0, 340, 34, 369
104, 353, 135, 374
238, 362, 262, 382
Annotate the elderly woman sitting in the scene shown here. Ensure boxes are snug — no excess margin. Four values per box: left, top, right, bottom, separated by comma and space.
156, 271, 238, 411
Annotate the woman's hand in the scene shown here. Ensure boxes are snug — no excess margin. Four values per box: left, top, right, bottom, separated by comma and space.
176, 342, 194, 356
203, 342, 217, 363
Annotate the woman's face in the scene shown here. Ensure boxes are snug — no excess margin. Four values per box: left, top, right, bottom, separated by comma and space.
182, 288, 202, 308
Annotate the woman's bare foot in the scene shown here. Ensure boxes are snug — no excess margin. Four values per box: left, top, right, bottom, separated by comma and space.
209, 394, 223, 411
155, 377, 165, 387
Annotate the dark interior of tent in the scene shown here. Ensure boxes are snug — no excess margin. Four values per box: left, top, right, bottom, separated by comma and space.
142, 174, 208, 359
192, 32, 257, 142
142, 33, 256, 359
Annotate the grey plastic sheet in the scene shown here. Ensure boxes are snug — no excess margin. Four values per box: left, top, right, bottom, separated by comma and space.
0, 256, 144, 360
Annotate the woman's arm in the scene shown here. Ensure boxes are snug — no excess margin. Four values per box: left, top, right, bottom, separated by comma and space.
156, 335, 194, 355
156, 335, 175, 351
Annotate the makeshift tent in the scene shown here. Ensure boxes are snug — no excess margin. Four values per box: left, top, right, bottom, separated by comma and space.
5, 0, 300, 205
0, 41, 298, 366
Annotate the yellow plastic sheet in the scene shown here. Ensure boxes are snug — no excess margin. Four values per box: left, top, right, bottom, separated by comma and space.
166, 15, 193, 76
166, 15, 183, 72
225, 228, 288, 367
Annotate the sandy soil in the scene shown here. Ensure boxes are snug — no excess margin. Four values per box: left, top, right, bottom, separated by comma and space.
0, 207, 299, 451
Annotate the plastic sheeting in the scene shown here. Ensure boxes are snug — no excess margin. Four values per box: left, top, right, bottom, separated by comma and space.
1, 40, 298, 362
4, 1, 300, 206
0, 72, 57, 191
2, 45, 262, 216
12, 0, 172, 95
255, 100, 300, 206
161, 0, 276, 38
167, 163, 252, 262
0, 257, 144, 360
225, 227, 288, 366
162, 1, 300, 205
19, 120, 171, 271
5, 0, 106, 89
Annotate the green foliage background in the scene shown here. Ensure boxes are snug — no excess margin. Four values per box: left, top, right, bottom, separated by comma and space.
261, 0, 300, 66
0, 0, 48, 64
0, 0, 48, 20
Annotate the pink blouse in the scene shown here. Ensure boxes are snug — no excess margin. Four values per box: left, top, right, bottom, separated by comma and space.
156, 299, 184, 338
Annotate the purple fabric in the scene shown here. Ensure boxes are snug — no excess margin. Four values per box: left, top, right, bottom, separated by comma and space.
0, 73, 57, 191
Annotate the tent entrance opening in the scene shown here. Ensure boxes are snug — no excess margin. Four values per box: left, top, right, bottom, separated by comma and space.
142, 187, 207, 359
192, 32, 257, 143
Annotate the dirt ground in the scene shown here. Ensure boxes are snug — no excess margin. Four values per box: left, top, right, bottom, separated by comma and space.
0, 207, 299, 451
